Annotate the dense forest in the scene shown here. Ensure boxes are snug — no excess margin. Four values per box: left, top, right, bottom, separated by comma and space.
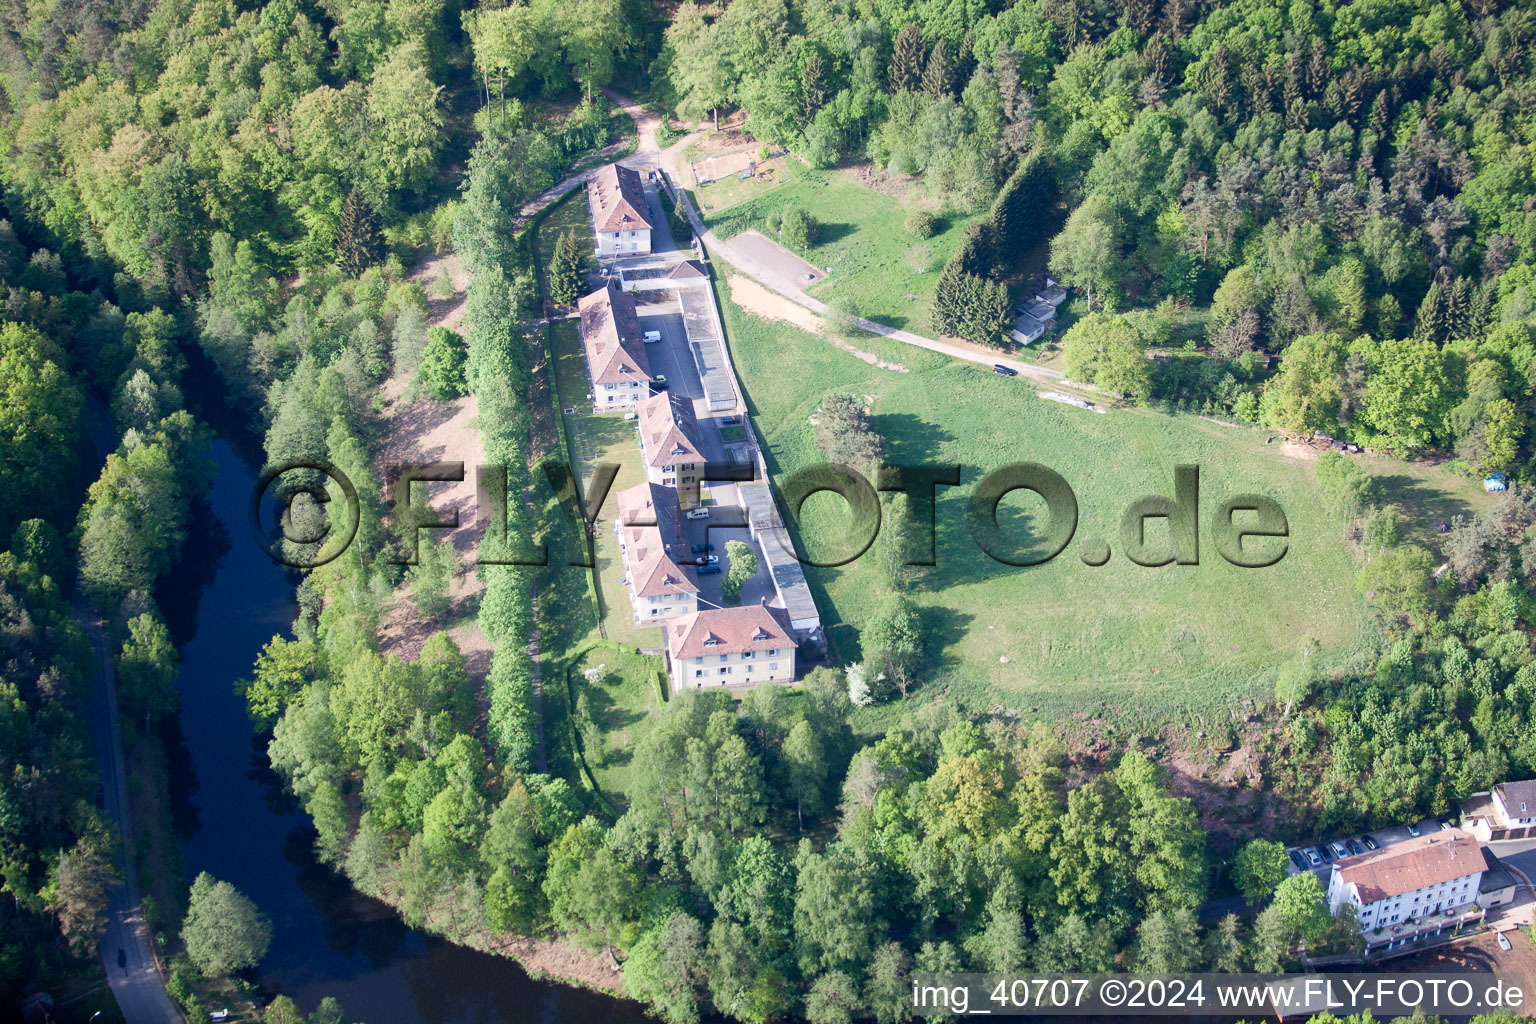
5, 0, 1536, 1020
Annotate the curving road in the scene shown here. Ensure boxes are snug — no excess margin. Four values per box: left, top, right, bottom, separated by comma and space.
78, 399, 184, 1024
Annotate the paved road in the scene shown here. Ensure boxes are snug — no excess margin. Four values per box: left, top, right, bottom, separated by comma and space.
81, 598, 184, 1024
598, 87, 1067, 386
77, 400, 182, 1024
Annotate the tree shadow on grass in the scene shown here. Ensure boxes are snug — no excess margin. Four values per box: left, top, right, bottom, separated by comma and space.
1372, 471, 1478, 548
813, 221, 857, 247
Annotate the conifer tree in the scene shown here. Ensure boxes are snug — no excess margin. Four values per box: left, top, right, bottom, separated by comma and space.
890, 24, 925, 92
336, 188, 384, 276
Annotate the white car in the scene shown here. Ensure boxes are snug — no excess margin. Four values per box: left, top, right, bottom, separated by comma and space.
696, 554, 720, 565
685, 508, 709, 520
643, 330, 662, 343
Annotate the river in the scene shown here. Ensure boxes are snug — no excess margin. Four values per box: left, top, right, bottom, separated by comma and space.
159, 437, 648, 1024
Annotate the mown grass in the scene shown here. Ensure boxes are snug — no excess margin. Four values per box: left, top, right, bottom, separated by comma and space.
548, 318, 667, 648
715, 274, 1389, 725
571, 643, 668, 804
702, 161, 975, 332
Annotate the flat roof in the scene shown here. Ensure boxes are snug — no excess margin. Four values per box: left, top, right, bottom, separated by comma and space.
738, 482, 820, 631
678, 288, 736, 410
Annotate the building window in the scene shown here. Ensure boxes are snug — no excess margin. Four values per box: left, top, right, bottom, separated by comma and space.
694, 657, 702, 664
719, 667, 730, 675
741, 651, 754, 659
769, 662, 778, 671
694, 670, 703, 678
766, 649, 777, 656
606, 383, 615, 390
719, 654, 728, 663
662, 464, 675, 472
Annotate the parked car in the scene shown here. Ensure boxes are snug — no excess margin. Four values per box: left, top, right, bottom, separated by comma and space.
1498, 932, 1513, 951
691, 543, 713, 554
993, 364, 1018, 377
1440, 821, 1454, 830
1306, 848, 1323, 867
1289, 850, 1308, 870
1318, 845, 1335, 863
651, 375, 668, 392
685, 508, 709, 520
1361, 834, 1379, 850
696, 564, 722, 575
1345, 839, 1362, 855
696, 554, 720, 565
1408, 822, 1422, 836
721, 416, 741, 425
643, 330, 662, 343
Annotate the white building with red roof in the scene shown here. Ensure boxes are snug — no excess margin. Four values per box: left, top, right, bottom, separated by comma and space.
636, 392, 705, 508
615, 482, 698, 623
578, 282, 652, 409
587, 163, 651, 257
665, 603, 796, 692
1326, 828, 1488, 952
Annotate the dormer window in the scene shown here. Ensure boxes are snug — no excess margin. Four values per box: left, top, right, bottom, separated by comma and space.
703, 635, 720, 646
752, 628, 772, 642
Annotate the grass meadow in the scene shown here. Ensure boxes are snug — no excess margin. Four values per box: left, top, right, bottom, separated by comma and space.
702, 160, 974, 332
713, 273, 1448, 725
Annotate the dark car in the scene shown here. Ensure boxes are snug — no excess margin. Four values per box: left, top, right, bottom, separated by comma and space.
651, 377, 669, 393
1361, 834, 1379, 850
993, 364, 1018, 377
721, 416, 741, 425
696, 564, 722, 575
1318, 844, 1335, 863
1345, 839, 1362, 856
691, 543, 713, 554
1289, 849, 1308, 870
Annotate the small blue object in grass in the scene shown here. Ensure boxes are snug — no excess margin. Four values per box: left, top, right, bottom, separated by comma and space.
1485, 473, 1509, 492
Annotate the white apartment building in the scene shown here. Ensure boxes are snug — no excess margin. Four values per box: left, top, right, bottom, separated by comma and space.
636, 392, 705, 508
666, 603, 796, 693
579, 282, 652, 409
615, 482, 698, 623
1327, 829, 1488, 953
587, 163, 652, 257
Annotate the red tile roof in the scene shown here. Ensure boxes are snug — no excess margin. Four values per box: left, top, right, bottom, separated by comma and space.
615, 482, 696, 599
637, 392, 703, 468
588, 163, 651, 233
666, 605, 792, 660
579, 283, 651, 386
1335, 829, 1487, 903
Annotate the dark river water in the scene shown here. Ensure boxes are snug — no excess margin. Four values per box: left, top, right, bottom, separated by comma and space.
160, 438, 649, 1024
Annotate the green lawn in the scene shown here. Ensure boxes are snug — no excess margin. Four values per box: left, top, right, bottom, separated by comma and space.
716, 274, 1389, 724
702, 161, 976, 332
548, 318, 664, 649
691, 152, 798, 215
571, 642, 669, 803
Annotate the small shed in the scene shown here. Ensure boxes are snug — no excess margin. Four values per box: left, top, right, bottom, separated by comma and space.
1485, 473, 1509, 492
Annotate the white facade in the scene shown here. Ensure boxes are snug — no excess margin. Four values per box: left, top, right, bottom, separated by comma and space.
672, 640, 794, 691
1328, 866, 1484, 929
597, 227, 652, 257
598, 378, 649, 407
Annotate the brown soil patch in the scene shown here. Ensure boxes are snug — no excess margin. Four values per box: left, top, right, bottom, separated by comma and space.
373, 249, 491, 682
499, 935, 625, 992
409, 250, 472, 333
839, 163, 935, 208
728, 276, 907, 371
728, 275, 826, 334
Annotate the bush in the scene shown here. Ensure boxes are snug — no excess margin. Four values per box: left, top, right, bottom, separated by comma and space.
418, 326, 468, 399
905, 209, 937, 239
777, 206, 817, 249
